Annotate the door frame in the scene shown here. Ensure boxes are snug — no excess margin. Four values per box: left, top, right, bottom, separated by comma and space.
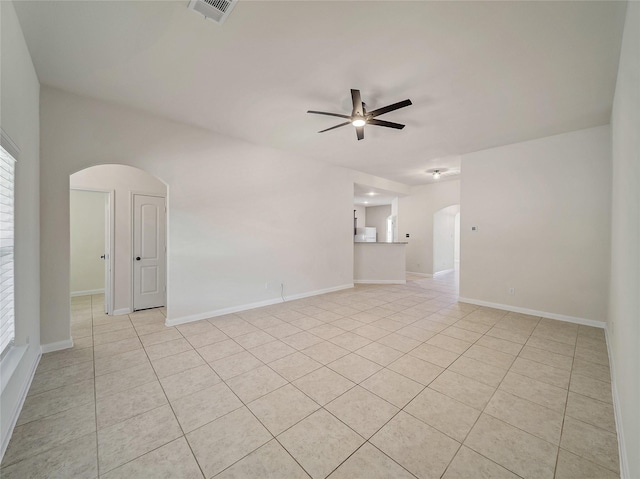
70, 187, 115, 315
130, 191, 167, 312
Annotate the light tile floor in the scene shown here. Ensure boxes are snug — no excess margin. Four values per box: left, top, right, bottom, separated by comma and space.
0, 272, 620, 478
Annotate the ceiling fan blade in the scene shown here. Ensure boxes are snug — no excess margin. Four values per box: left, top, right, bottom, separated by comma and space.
318, 121, 351, 133
367, 99, 412, 118
307, 110, 351, 119
367, 118, 405, 130
351, 89, 364, 117
356, 125, 364, 141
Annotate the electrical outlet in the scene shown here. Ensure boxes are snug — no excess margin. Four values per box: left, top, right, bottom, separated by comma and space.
508, 287, 515, 295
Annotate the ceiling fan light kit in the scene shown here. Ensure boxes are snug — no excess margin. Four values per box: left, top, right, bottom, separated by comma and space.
308, 89, 412, 141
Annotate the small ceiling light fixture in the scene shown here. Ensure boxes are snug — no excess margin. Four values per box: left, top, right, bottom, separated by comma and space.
432, 170, 441, 180
351, 117, 366, 127
367, 191, 377, 196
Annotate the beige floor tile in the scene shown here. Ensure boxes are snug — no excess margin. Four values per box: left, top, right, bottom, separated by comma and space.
226, 365, 287, 403
426, 334, 473, 354
132, 321, 168, 336
247, 315, 287, 329
475, 335, 523, 356
570, 373, 613, 403
293, 366, 355, 405
526, 335, 575, 357
555, 448, 620, 479
327, 353, 383, 383
144, 337, 193, 360
442, 446, 519, 479
0, 432, 97, 479
101, 437, 203, 479
447, 356, 507, 388
249, 340, 296, 363
486, 326, 530, 344
215, 440, 309, 479
531, 326, 576, 346
465, 414, 557, 479
197, 339, 244, 363
395, 325, 437, 342
370, 411, 459, 479
281, 331, 326, 350
578, 325, 606, 342
184, 327, 229, 349
210, 350, 264, 380
248, 384, 319, 435
405, 387, 480, 442
176, 319, 216, 337
308, 323, 346, 339
97, 405, 182, 474
95, 362, 157, 399
328, 443, 415, 479
352, 324, 391, 341
454, 320, 492, 334
388, 354, 444, 385
371, 317, 405, 332
234, 330, 277, 349
289, 317, 324, 331
95, 349, 149, 377
159, 364, 221, 402
264, 350, 320, 380
329, 331, 372, 351
17, 378, 95, 426
574, 345, 609, 366
412, 318, 448, 333
330, 317, 366, 331
463, 344, 515, 369
441, 326, 483, 343
28, 361, 95, 397
565, 392, 616, 433
572, 358, 612, 383
93, 327, 138, 346
278, 409, 364, 479
301, 341, 350, 364
138, 328, 182, 347
2, 402, 96, 467
519, 345, 573, 371
560, 416, 619, 473
215, 320, 259, 338
186, 407, 271, 478
494, 315, 539, 334
37, 347, 94, 373
484, 390, 563, 444
354, 342, 404, 366
171, 382, 243, 432
94, 337, 142, 360
510, 356, 571, 389
429, 370, 495, 410
360, 368, 424, 408
96, 380, 167, 429
151, 349, 206, 378
409, 343, 459, 368
499, 371, 567, 413
375, 333, 421, 353
325, 385, 399, 438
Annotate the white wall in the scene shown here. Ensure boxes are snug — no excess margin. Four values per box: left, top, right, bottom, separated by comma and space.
365, 205, 391, 242
433, 204, 460, 274
460, 125, 611, 322
609, 3, 639, 477
0, 0, 41, 458
39, 87, 399, 342
454, 212, 460, 265
399, 180, 460, 275
70, 165, 167, 313
70, 190, 105, 295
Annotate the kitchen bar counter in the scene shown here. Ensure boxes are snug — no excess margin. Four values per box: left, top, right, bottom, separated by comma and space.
354, 242, 406, 284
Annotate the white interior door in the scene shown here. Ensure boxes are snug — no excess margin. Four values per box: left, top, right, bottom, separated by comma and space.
104, 194, 111, 314
133, 194, 166, 311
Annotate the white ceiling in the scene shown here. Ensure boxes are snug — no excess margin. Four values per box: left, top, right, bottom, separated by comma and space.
14, 1, 626, 185
354, 183, 404, 207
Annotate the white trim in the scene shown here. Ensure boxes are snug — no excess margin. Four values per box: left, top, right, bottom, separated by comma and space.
0, 345, 28, 394
166, 284, 354, 327
406, 271, 433, 278
605, 325, 629, 479
433, 268, 455, 277
457, 297, 606, 329
112, 308, 132, 316
71, 288, 104, 297
0, 348, 40, 461
353, 280, 406, 285
40, 339, 74, 354
0, 129, 21, 160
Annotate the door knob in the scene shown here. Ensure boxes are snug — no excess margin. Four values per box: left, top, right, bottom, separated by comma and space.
100, 255, 106, 259
136, 257, 141, 261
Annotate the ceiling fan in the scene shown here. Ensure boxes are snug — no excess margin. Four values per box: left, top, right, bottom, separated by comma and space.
308, 89, 412, 141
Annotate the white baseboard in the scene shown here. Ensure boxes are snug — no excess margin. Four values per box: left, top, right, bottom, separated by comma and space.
457, 297, 606, 329
354, 280, 407, 285
71, 289, 104, 297
406, 271, 433, 278
40, 339, 74, 354
112, 308, 132, 316
433, 269, 455, 277
166, 284, 354, 327
0, 348, 40, 461
605, 326, 630, 479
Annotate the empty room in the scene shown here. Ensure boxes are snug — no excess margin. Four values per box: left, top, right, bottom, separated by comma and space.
0, 1, 638, 478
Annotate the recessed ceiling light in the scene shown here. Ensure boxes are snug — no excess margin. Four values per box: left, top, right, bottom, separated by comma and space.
433, 170, 441, 179
367, 192, 377, 196
363, 201, 369, 204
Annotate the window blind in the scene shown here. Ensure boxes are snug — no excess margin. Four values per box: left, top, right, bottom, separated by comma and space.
0, 145, 16, 358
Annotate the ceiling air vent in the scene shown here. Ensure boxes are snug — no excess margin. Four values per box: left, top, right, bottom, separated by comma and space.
188, 0, 237, 24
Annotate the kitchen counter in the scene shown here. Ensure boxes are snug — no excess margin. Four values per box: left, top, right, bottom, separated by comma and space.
353, 242, 406, 284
